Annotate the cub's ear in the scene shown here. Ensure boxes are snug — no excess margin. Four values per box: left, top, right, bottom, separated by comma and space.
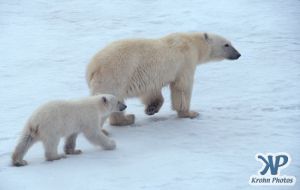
102, 96, 107, 104
204, 33, 209, 41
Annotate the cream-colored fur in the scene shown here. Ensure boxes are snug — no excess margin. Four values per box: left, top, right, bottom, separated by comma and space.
86, 32, 241, 125
12, 94, 127, 166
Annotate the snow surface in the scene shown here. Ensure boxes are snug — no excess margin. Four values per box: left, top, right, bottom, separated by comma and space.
0, 0, 300, 189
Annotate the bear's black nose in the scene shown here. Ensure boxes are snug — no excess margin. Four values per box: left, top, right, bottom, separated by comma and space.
228, 53, 241, 60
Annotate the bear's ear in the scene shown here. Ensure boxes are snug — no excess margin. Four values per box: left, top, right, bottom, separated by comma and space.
204, 33, 209, 41
102, 96, 107, 104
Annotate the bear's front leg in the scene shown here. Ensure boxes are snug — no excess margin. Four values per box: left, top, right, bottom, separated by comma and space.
177, 110, 199, 118
170, 72, 199, 119
141, 90, 164, 115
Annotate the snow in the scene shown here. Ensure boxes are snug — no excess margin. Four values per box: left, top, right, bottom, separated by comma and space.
0, 0, 300, 189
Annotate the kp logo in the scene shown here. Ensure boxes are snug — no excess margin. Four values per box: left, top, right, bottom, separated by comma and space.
249, 152, 296, 186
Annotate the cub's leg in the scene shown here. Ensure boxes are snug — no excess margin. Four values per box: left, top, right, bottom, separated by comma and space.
99, 115, 109, 136
83, 128, 116, 150
12, 125, 38, 166
170, 71, 199, 118
43, 137, 66, 161
64, 133, 82, 155
141, 90, 164, 115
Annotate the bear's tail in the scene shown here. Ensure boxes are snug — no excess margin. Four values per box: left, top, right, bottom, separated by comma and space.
12, 123, 39, 166
86, 61, 100, 88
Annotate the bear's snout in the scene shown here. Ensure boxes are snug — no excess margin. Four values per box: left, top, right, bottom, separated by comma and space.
227, 48, 241, 60
119, 103, 127, 111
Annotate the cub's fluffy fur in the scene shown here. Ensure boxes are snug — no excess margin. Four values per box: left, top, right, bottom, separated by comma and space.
12, 94, 126, 166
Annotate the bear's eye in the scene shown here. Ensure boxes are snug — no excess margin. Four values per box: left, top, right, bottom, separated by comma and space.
224, 44, 229, 47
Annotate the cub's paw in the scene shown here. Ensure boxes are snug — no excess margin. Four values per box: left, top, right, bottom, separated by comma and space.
13, 159, 28, 167
46, 154, 67, 161
65, 149, 82, 155
103, 140, 116, 150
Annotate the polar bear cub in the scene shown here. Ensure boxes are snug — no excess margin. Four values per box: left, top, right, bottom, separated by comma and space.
12, 94, 127, 166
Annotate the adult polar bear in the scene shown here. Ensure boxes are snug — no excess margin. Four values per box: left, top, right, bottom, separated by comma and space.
87, 32, 241, 126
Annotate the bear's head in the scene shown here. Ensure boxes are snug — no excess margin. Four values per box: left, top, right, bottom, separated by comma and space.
204, 33, 241, 61
96, 94, 127, 115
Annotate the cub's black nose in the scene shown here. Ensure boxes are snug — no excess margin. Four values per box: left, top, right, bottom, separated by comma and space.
237, 53, 241, 59
119, 104, 127, 111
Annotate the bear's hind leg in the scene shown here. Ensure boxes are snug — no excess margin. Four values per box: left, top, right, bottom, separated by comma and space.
141, 91, 164, 115
43, 137, 66, 161
64, 133, 82, 155
109, 111, 135, 126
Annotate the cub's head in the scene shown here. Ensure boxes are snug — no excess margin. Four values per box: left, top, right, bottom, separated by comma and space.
204, 33, 241, 61
96, 94, 127, 115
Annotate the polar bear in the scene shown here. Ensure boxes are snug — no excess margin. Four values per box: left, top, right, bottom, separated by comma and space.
12, 94, 127, 166
86, 32, 241, 126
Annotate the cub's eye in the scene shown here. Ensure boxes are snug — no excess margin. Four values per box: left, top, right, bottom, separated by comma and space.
224, 44, 229, 47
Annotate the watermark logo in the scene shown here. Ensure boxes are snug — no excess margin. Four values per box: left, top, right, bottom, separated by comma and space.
249, 152, 296, 186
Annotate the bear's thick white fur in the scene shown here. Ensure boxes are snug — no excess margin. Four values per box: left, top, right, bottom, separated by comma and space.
86, 32, 240, 126
12, 94, 126, 166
